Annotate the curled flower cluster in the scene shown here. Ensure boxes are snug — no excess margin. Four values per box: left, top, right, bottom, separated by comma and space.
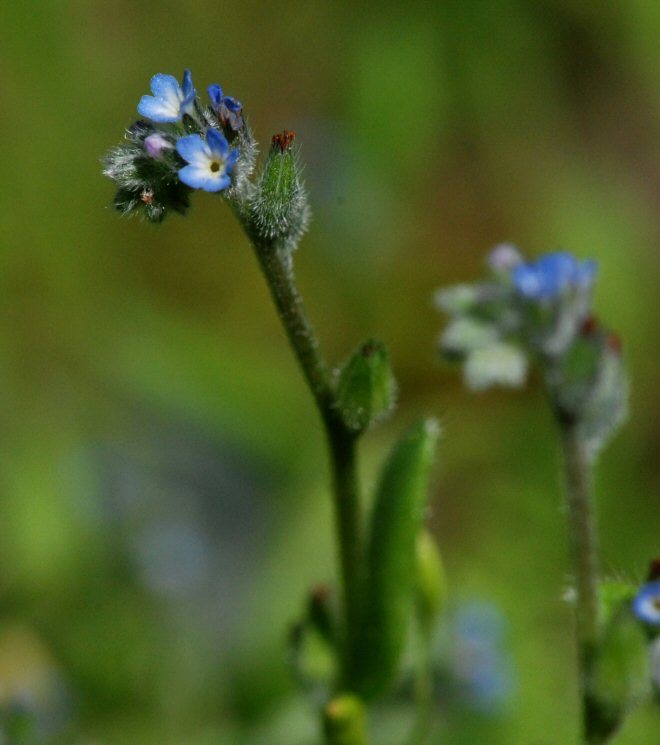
103, 70, 253, 222
436, 245, 628, 452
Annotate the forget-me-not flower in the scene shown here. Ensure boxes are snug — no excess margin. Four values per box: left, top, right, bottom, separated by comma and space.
513, 252, 597, 301
208, 84, 244, 131
176, 128, 239, 192
138, 70, 196, 123
632, 581, 660, 626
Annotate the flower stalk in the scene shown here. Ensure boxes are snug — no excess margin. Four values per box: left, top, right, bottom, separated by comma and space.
103, 70, 442, 743
559, 419, 603, 744
246, 231, 364, 682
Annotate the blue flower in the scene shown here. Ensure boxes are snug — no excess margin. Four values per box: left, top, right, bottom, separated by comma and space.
208, 84, 244, 131
138, 70, 196, 123
512, 252, 597, 300
176, 128, 239, 192
632, 581, 660, 626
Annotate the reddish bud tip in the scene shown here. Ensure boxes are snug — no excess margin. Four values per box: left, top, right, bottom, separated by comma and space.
580, 315, 599, 337
271, 129, 296, 152
648, 559, 660, 581
310, 584, 330, 603
606, 332, 623, 354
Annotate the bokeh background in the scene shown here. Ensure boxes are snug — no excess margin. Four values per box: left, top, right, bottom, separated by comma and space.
1, 2, 659, 743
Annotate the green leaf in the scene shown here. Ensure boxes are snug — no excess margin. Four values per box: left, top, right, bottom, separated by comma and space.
354, 419, 440, 698
336, 340, 397, 434
588, 601, 650, 739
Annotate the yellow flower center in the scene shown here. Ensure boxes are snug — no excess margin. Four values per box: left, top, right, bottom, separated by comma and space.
210, 160, 222, 173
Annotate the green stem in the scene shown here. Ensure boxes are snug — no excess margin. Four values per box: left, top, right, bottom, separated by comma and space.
559, 422, 602, 744
407, 622, 435, 745
248, 236, 363, 679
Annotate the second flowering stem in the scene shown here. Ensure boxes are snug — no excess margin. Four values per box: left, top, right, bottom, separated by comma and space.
559, 420, 603, 743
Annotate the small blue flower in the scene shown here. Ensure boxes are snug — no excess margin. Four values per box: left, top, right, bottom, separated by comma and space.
632, 581, 660, 626
512, 252, 597, 300
208, 84, 244, 131
176, 128, 239, 192
138, 70, 196, 123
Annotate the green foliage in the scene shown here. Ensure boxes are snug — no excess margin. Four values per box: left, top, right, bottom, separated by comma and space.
336, 340, 396, 434
588, 602, 651, 740
323, 695, 369, 745
353, 419, 440, 699
414, 529, 447, 633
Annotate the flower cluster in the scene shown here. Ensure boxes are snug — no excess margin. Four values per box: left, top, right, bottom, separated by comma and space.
103, 70, 253, 222
436, 245, 628, 452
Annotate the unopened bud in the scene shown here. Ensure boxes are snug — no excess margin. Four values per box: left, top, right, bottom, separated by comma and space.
487, 243, 523, 273
144, 132, 173, 159
336, 340, 396, 434
250, 129, 310, 249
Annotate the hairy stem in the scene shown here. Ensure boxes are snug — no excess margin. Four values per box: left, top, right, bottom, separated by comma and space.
248, 235, 363, 679
560, 422, 602, 744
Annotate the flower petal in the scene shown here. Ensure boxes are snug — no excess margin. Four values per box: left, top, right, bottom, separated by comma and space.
203, 173, 232, 192
182, 69, 195, 99
208, 84, 223, 107
633, 582, 660, 625
150, 74, 181, 104
206, 128, 229, 157
223, 95, 242, 113
138, 95, 180, 123
178, 164, 210, 190
178, 165, 230, 192
176, 135, 210, 166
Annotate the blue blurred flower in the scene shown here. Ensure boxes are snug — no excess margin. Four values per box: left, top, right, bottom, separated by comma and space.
176, 129, 239, 192
453, 602, 514, 713
138, 70, 196, 123
512, 252, 597, 300
208, 84, 244, 131
632, 581, 660, 626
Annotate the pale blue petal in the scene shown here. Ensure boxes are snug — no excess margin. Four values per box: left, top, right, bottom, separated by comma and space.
178, 164, 210, 189
178, 165, 230, 192
206, 128, 229, 157
633, 582, 660, 625
176, 135, 209, 166
512, 265, 542, 298
150, 74, 181, 102
203, 173, 231, 192
138, 95, 180, 122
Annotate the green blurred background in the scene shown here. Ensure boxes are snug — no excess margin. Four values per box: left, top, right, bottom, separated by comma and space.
1, 1, 659, 743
